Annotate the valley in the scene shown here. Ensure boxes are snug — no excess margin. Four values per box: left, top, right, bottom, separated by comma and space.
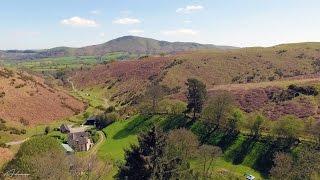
1, 37, 320, 179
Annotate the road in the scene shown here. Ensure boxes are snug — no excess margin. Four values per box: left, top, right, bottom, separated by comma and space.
88, 131, 105, 156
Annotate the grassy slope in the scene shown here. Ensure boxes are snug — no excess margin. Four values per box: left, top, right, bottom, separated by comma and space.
98, 120, 138, 161
98, 115, 263, 179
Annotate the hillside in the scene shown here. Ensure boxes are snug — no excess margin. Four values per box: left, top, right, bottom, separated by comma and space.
0, 68, 85, 125
0, 36, 235, 61
71, 42, 320, 120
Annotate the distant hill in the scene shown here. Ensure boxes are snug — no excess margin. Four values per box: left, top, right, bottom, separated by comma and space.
0, 36, 236, 60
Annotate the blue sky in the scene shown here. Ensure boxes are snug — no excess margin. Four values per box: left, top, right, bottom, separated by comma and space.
1, 0, 320, 49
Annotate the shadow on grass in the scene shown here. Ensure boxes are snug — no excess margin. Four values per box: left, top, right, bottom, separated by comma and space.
113, 114, 190, 140
253, 137, 296, 175
218, 132, 240, 151
231, 137, 257, 164
113, 115, 151, 140
161, 114, 188, 132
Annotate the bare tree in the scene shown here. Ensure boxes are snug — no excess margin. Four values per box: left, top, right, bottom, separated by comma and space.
69, 154, 112, 180
197, 145, 222, 179
30, 151, 69, 180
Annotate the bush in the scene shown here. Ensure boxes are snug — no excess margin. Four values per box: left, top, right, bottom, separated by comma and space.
0, 118, 6, 123
158, 99, 187, 115
87, 130, 100, 143
272, 115, 304, 140
20, 129, 27, 134
45, 126, 50, 135
105, 106, 116, 113
15, 83, 27, 89
19, 118, 30, 126
0, 92, 5, 98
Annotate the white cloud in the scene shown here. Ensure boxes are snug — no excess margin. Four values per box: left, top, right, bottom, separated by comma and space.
176, 5, 204, 14
99, 32, 106, 37
113, 18, 141, 25
162, 29, 198, 36
128, 29, 144, 35
61, 16, 98, 27
90, 10, 101, 15
184, 20, 192, 24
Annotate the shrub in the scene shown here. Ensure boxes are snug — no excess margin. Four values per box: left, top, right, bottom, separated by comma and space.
87, 130, 99, 143
272, 115, 304, 140
44, 126, 50, 135
158, 99, 187, 115
0, 118, 6, 123
20, 129, 27, 134
0, 92, 5, 98
105, 106, 115, 113
15, 83, 26, 89
19, 118, 30, 126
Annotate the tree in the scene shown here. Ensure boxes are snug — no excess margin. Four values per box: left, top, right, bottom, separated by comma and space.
118, 127, 193, 180
270, 148, 320, 180
158, 99, 187, 115
29, 151, 69, 180
270, 152, 293, 180
201, 92, 233, 140
226, 108, 244, 134
147, 84, 165, 114
242, 114, 265, 138
95, 112, 119, 130
310, 120, 320, 147
251, 115, 264, 138
5, 136, 69, 179
118, 127, 165, 180
272, 115, 304, 141
197, 145, 222, 179
186, 78, 207, 120
69, 154, 112, 180
166, 128, 199, 160
292, 147, 320, 180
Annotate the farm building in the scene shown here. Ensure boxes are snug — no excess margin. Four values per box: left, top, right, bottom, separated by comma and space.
84, 116, 98, 126
67, 132, 93, 151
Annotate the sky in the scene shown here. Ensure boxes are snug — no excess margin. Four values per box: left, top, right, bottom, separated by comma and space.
1, 0, 320, 49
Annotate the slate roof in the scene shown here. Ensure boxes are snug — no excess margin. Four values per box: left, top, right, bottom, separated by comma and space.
68, 132, 89, 145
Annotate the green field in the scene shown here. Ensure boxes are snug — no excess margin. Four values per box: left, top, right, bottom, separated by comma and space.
97, 115, 263, 179
2, 52, 138, 72
98, 120, 138, 161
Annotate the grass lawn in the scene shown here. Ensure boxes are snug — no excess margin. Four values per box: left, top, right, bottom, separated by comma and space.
97, 118, 139, 180
192, 158, 263, 179
98, 119, 138, 161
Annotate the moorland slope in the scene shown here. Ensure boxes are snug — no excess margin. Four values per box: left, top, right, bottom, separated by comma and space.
72, 42, 320, 120
0, 68, 85, 125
